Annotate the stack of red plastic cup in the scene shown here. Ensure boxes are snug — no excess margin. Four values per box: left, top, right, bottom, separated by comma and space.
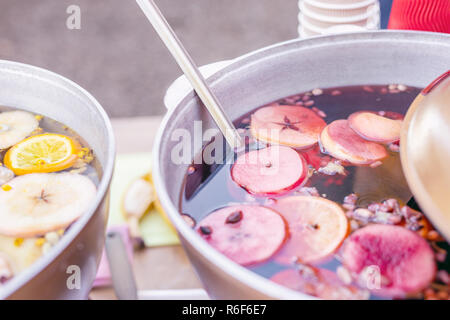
388, 0, 450, 33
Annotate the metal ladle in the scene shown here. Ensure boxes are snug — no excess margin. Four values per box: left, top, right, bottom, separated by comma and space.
136, 0, 244, 150
401, 70, 450, 241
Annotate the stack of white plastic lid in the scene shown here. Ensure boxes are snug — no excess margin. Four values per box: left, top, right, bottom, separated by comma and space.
298, 0, 380, 38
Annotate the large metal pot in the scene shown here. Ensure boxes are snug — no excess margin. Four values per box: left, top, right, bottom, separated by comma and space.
153, 31, 450, 299
0, 61, 115, 299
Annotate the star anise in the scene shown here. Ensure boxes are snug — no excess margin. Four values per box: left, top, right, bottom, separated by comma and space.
36, 189, 49, 203
273, 116, 301, 132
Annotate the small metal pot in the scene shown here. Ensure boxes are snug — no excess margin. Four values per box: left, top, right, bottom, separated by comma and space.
0, 60, 115, 299
153, 31, 450, 299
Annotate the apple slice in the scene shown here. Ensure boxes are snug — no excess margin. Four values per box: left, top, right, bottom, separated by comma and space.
197, 205, 287, 266
231, 145, 307, 195
341, 224, 436, 297
348, 111, 403, 143
320, 120, 388, 165
271, 196, 348, 265
381, 111, 403, 120
250, 105, 326, 149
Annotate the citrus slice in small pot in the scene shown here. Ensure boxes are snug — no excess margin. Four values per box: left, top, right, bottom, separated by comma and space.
320, 120, 388, 165
348, 111, 403, 143
0, 173, 96, 237
197, 205, 287, 266
0, 235, 45, 273
0, 111, 39, 150
271, 196, 348, 265
250, 105, 326, 149
341, 224, 436, 298
4, 133, 80, 175
231, 145, 307, 195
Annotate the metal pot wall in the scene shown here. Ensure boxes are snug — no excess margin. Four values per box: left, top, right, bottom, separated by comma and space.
153, 31, 450, 299
0, 60, 115, 299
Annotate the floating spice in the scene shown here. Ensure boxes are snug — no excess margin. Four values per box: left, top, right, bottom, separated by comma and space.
199, 226, 212, 235
226, 210, 243, 224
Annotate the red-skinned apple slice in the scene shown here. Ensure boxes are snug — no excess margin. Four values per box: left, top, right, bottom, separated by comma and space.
348, 111, 403, 143
320, 120, 388, 165
341, 224, 436, 298
250, 105, 326, 149
271, 268, 367, 300
197, 205, 287, 266
381, 111, 403, 120
270, 196, 348, 265
231, 145, 307, 195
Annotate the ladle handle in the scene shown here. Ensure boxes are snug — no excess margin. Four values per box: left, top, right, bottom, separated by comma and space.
136, 0, 243, 150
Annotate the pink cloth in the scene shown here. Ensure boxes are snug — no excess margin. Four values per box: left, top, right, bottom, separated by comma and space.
93, 225, 134, 288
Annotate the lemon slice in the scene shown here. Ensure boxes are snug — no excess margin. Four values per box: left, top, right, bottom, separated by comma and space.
4, 133, 80, 175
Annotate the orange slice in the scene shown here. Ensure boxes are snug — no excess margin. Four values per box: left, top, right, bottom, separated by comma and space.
4, 133, 80, 175
271, 196, 348, 264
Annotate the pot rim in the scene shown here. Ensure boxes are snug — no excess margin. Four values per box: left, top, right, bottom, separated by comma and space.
0, 60, 116, 299
153, 30, 450, 299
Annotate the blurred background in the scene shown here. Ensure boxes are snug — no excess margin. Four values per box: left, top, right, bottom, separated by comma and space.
0, 0, 393, 117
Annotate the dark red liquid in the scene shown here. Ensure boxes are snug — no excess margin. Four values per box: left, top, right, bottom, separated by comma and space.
180, 85, 449, 300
